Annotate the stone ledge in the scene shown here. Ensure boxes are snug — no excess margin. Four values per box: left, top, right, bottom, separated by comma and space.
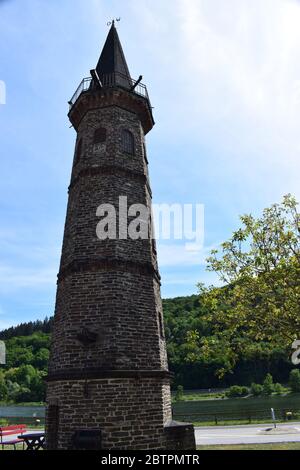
57, 257, 161, 284
68, 88, 154, 134
46, 368, 173, 382
68, 164, 150, 195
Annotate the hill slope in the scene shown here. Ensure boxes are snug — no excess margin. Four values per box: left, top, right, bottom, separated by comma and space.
0, 295, 293, 403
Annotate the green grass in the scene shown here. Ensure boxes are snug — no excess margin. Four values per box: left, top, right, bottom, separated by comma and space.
173, 392, 225, 401
0, 444, 25, 451
198, 442, 300, 450
173, 390, 292, 402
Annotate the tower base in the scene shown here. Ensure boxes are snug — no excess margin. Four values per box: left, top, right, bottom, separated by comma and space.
45, 376, 195, 450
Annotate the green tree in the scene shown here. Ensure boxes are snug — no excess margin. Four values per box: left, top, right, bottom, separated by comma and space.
250, 383, 263, 396
0, 371, 8, 401
175, 385, 184, 402
226, 385, 248, 398
262, 373, 274, 395
289, 369, 300, 393
198, 195, 300, 376
32, 348, 50, 369
6, 380, 21, 402
273, 383, 285, 394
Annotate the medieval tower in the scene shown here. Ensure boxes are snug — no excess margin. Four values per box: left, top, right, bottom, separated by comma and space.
45, 22, 195, 450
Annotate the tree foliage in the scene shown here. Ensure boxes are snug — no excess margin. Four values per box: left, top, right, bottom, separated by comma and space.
289, 369, 300, 393
163, 296, 293, 388
0, 332, 50, 403
197, 195, 300, 376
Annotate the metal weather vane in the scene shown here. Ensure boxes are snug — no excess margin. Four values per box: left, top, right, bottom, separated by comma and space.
107, 17, 121, 27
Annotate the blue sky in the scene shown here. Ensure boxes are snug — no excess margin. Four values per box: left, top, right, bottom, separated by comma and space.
1, 0, 300, 330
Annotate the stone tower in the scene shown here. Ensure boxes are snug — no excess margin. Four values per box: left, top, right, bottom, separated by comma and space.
45, 22, 195, 450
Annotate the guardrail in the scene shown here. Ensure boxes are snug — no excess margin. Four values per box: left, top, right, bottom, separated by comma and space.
69, 72, 150, 110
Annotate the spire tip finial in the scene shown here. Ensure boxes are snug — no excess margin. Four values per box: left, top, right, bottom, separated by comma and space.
107, 17, 121, 28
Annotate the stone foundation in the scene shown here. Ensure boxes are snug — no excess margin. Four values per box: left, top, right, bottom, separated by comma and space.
46, 377, 179, 450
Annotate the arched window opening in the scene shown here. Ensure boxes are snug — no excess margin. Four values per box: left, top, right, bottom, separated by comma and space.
121, 129, 135, 155
93, 127, 107, 145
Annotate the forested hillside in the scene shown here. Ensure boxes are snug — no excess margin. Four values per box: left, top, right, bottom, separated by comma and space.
0, 332, 49, 403
0, 295, 294, 403
163, 295, 293, 389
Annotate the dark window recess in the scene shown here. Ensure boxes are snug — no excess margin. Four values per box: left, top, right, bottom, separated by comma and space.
158, 312, 165, 338
75, 138, 82, 163
72, 429, 102, 450
94, 127, 107, 144
122, 129, 135, 155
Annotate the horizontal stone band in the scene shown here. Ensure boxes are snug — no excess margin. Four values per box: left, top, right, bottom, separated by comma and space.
58, 258, 161, 284
46, 368, 173, 382
69, 164, 152, 197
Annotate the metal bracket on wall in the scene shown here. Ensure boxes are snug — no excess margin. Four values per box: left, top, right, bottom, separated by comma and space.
77, 328, 98, 347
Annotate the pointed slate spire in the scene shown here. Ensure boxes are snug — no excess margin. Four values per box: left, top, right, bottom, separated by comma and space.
96, 21, 132, 89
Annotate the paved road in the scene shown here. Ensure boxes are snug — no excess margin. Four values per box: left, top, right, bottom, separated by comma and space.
195, 422, 300, 446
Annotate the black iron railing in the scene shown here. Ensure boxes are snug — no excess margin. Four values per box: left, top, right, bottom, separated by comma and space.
69, 72, 150, 109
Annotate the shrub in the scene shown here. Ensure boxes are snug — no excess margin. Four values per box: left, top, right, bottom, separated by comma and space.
289, 369, 300, 393
251, 383, 263, 396
226, 385, 249, 398
175, 385, 184, 402
0, 372, 8, 401
262, 373, 274, 395
274, 383, 285, 394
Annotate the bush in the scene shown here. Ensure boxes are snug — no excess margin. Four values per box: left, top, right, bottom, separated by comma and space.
6, 380, 21, 402
0, 374, 8, 401
15, 387, 33, 403
262, 373, 274, 395
251, 383, 263, 396
226, 385, 249, 398
289, 369, 300, 393
274, 383, 285, 394
175, 385, 184, 402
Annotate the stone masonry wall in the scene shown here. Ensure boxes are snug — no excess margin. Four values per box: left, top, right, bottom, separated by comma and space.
46, 377, 171, 450
46, 88, 195, 450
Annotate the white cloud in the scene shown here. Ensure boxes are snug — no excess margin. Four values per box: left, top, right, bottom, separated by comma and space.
175, 0, 300, 192
157, 242, 217, 267
2, 0, 300, 309
0, 265, 57, 291
157, 243, 204, 267
117, 0, 300, 201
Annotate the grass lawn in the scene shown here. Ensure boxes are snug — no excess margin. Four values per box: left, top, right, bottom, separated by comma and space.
197, 442, 300, 450
0, 444, 24, 451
